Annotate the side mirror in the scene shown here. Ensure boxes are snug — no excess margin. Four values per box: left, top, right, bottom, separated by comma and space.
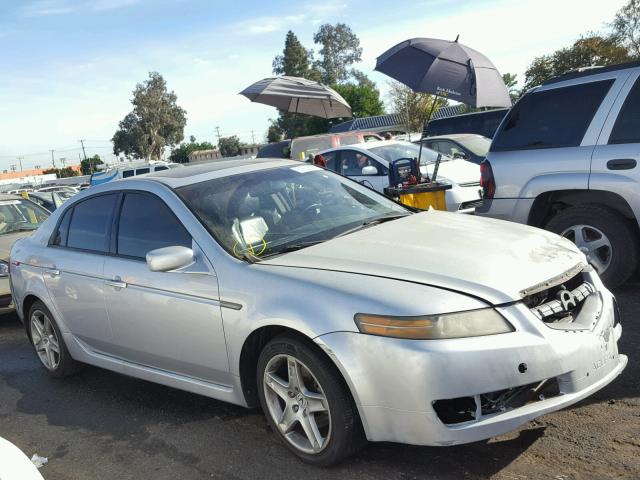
146, 246, 194, 272
361, 165, 378, 176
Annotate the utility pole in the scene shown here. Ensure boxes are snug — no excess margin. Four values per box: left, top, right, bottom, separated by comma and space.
16, 157, 23, 172
251, 130, 256, 145
79, 139, 87, 161
60, 157, 66, 167
10, 165, 15, 172
49, 149, 56, 168
215, 126, 222, 143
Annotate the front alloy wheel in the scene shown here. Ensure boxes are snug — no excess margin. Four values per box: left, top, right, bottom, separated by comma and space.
257, 335, 365, 466
263, 354, 331, 454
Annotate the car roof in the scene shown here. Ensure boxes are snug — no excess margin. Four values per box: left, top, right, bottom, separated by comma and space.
423, 133, 487, 141
542, 60, 640, 86
141, 158, 300, 188
319, 139, 410, 153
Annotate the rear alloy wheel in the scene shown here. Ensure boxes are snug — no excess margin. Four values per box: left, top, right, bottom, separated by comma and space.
257, 335, 364, 466
546, 204, 638, 289
28, 301, 80, 378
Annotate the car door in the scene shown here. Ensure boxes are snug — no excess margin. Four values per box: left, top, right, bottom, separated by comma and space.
102, 191, 229, 385
338, 149, 388, 192
44, 193, 118, 353
590, 71, 640, 214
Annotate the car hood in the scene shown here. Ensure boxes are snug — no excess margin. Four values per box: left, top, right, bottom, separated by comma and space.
260, 211, 586, 305
420, 158, 479, 184
0, 231, 35, 261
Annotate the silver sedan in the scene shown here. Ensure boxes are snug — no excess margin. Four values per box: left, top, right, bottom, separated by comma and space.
10, 159, 626, 466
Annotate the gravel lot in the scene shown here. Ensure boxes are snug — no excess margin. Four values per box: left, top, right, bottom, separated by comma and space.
0, 281, 638, 480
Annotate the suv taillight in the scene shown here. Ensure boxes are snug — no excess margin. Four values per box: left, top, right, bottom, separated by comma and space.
480, 160, 495, 199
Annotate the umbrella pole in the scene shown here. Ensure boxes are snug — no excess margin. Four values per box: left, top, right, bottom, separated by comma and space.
418, 93, 439, 181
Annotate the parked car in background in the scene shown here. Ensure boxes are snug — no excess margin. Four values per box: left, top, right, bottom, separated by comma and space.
319, 141, 482, 213
0, 195, 49, 314
258, 132, 383, 161
419, 134, 491, 164
10, 160, 626, 465
426, 108, 509, 139
256, 139, 291, 159
90, 162, 181, 186
477, 61, 640, 288
27, 190, 76, 212
36, 185, 79, 194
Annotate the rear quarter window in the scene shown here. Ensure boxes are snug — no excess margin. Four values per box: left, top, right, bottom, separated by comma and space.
491, 80, 614, 152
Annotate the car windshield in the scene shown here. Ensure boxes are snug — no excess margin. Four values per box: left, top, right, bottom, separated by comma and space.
457, 136, 491, 156
0, 199, 49, 234
368, 143, 447, 165
177, 165, 409, 260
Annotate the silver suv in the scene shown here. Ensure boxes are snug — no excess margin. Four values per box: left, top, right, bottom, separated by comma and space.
477, 61, 640, 288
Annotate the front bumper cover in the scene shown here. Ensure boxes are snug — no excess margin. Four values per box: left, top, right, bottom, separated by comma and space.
315, 286, 626, 446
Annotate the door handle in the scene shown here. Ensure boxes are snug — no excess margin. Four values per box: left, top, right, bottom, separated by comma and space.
606, 158, 637, 170
45, 268, 60, 277
105, 277, 127, 289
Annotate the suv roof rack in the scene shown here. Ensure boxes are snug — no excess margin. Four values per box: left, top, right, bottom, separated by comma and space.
543, 60, 640, 86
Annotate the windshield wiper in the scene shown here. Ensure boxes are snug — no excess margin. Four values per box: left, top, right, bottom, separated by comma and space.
335, 214, 409, 238
259, 240, 327, 259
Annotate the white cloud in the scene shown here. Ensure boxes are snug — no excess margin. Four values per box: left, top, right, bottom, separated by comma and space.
20, 0, 75, 17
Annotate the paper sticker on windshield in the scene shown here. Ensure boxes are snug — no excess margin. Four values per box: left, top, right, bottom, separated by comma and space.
290, 165, 319, 173
0, 200, 21, 205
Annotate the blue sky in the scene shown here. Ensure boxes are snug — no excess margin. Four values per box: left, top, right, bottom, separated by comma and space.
0, 0, 626, 169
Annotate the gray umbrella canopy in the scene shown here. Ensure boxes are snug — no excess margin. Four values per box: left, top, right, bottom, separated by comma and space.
240, 76, 352, 118
375, 37, 511, 108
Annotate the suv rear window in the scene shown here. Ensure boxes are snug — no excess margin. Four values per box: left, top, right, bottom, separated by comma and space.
491, 80, 614, 152
609, 77, 640, 144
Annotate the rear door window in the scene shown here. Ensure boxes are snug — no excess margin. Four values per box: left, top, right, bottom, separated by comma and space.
67, 194, 117, 252
491, 80, 614, 151
609, 77, 640, 144
117, 193, 191, 259
135, 168, 150, 175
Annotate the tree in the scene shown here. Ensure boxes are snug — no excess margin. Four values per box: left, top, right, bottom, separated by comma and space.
112, 72, 187, 160
266, 124, 283, 142
80, 155, 103, 175
523, 35, 633, 90
42, 167, 78, 178
387, 81, 447, 132
502, 73, 519, 103
313, 23, 362, 85
273, 31, 313, 77
169, 137, 216, 164
333, 82, 384, 118
218, 135, 243, 157
612, 0, 640, 57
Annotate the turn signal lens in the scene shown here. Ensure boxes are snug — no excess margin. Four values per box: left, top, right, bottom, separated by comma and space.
354, 308, 513, 340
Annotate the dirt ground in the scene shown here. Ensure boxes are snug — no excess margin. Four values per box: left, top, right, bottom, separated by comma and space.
0, 281, 638, 479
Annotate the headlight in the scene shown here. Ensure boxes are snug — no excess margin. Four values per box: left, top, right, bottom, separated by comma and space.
354, 308, 513, 340
0, 261, 8, 277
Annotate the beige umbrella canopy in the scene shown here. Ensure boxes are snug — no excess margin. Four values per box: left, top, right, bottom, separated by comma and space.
240, 76, 352, 118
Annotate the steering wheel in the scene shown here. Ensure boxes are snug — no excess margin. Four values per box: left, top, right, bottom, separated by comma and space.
302, 203, 322, 217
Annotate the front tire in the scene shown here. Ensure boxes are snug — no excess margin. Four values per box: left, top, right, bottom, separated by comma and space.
27, 301, 81, 378
257, 334, 364, 466
545, 204, 638, 289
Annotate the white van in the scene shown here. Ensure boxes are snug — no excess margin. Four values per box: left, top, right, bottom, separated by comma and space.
90, 163, 180, 186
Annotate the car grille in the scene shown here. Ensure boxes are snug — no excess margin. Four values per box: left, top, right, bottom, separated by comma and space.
521, 268, 600, 328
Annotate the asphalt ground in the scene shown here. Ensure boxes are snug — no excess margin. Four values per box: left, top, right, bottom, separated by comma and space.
0, 281, 638, 480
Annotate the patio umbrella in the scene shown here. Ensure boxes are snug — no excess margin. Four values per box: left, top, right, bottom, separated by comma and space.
239, 76, 352, 118
375, 36, 512, 108
375, 36, 511, 180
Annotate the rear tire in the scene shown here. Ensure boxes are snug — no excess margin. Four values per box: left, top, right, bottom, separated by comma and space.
27, 301, 81, 378
545, 204, 638, 289
256, 334, 365, 466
